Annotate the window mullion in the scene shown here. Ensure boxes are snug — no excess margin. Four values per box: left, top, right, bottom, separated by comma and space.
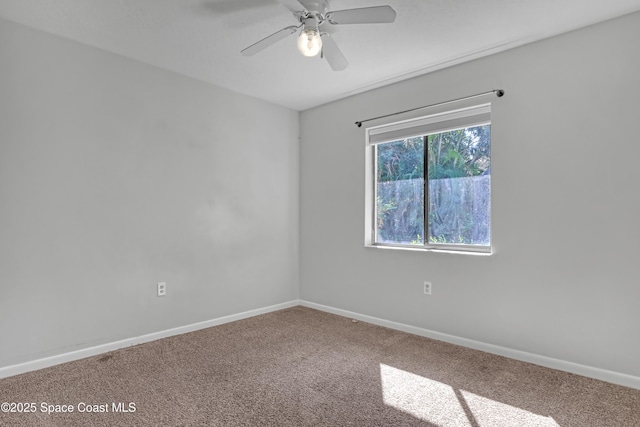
423, 135, 429, 248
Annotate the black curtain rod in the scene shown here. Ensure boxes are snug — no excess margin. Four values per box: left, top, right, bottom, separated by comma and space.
355, 89, 505, 128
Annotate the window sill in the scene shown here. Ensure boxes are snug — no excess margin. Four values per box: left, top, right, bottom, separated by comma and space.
364, 243, 492, 256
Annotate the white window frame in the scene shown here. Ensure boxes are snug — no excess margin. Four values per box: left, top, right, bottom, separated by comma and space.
364, 103, 492, 255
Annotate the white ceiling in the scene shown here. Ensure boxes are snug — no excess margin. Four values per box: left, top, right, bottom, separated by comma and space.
1, 0, 640, 111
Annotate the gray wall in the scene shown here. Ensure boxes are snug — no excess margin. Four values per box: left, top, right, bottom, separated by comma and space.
300, 12, 640, 378
0, 18, 299, 367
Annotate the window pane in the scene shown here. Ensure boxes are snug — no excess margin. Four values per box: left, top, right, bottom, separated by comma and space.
376, 137, 425, 245
427, 125, 491, 246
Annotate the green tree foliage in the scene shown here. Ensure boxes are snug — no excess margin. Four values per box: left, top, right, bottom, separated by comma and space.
427, 126, 490, 179
377, 136, 424, 183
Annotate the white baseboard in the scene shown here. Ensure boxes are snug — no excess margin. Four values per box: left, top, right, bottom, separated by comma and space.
3, 299, 638, 391
300, 300, 640, 390
0, 300, 300, 380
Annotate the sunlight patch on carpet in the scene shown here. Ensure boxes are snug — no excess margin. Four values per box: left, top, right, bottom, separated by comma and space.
460, 390, 560, 427
380, 364, 561, 426
380, 363, 471, 426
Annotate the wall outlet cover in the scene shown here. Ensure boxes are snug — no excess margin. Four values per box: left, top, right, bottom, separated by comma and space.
424, 281, 432, 295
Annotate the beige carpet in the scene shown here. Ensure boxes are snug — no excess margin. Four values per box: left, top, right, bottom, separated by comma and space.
0, 306, 638, 426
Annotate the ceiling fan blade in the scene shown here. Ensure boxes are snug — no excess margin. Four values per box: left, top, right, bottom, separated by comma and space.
241, 26, 299, 56
278, 0, 306, 12
326, 5, 396, 25
321, 33, 348, 71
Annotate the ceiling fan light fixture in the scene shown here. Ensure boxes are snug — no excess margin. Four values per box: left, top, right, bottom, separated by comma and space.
241, 2, 396, 70
297, 28, 322, 57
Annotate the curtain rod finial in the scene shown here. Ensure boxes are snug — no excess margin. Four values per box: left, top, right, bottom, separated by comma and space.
496, 89, 505, 97
355, 121, 362, 127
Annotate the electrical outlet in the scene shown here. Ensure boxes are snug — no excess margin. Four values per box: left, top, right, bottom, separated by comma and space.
157, 282, 167, 297
423, 281, 432, 295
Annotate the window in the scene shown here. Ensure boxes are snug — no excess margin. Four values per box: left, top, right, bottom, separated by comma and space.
365, 104, 492, 253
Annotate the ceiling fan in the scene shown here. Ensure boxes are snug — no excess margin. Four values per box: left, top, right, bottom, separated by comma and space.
241, 0, 396, 71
